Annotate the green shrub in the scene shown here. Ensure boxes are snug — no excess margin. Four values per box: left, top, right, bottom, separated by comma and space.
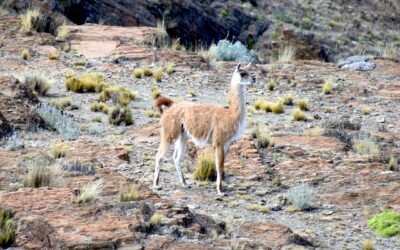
109, 106, 133, 126
368, 211, 400, 237
210, 39, 254, 62
118, 186, 140, 202
193, 152, 216, 181
0, 207, 16, 248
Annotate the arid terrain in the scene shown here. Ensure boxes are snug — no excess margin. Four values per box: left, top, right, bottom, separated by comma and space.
1, 1, 400, 250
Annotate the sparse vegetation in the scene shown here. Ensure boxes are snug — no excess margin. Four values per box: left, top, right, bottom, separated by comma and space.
143, 67, 153, 77
286, 183, 316, 210
91, 102, 109, 114
362, 107, 370, 115
57, 25, 69, 40
153, 68, 163, 82
0, 207, 16, 248
118, 186, 140, 202
297, 99, 309, 111
76, 179, 104, 204
267, 80, 275, 91
368, 211, 400, 237
99, 86, 137, 106
23, 158, 53, 188
388, 157, 398, 171
145, 110, 154, 117
270, 100, 285, 114
255, 133, 274, 148
189, 90, 196, 97
19, 8, 41, 33
21, 49, 29, 60
49, 98, 72, 109
48, 53, 59, 60
164, 63, 175, 74
363, 240, 374, 250
133, 68, 143, 78
151, 87, 161, 99
88, 123, 102, 136
210, 39, 254, 62
246, 204, 269, 214
155, 19, 168, 48
52, 143, 69, 158
354, 140, 380, 157
282, 93, 293, 105
21, 74, 50, 96
291, 108, 309, 121
278, 44, 297, 63
197, 44, 217, 66
322, 79, 332, 95
66, 72, 108, 93
109, 106, 133, 126
19, 8, 64, 35
149, 213, 164, 226
193, 152, 216, 181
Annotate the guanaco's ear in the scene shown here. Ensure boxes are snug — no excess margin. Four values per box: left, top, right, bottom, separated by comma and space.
236, 63, 241, 72
242, 62, 252, 70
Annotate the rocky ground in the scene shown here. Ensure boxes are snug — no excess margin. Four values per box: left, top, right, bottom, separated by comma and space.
1, 13, 400, 249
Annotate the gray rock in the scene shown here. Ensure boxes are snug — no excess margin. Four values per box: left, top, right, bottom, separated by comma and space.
337, 55, 376, 71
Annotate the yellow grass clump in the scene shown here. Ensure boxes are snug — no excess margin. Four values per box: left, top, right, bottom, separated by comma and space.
66, 72, 109, 93
193, 152, 216, 181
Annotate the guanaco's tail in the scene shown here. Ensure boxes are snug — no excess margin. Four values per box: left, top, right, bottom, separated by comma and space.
155, 96, 174, 114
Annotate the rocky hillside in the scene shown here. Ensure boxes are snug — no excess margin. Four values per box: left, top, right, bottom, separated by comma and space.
0, 2, 400, 250
2, 0, 400, 62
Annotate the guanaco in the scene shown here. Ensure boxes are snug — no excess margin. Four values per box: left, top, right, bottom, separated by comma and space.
153, 63, 255, 195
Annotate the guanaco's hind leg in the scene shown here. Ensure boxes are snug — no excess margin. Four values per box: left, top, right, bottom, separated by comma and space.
154, 132, 171, 189
173, 133, 189, 187
215, 145, 225, 195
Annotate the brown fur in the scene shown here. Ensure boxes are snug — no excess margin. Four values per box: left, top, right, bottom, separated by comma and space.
154, 96, 174, 113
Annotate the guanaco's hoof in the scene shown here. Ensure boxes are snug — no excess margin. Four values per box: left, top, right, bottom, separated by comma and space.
153, 185, 162, 190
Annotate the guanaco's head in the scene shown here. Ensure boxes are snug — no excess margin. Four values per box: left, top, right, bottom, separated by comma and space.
232, 63, 256, 86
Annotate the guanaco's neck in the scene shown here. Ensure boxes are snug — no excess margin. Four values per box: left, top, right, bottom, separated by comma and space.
229, 77, 247, 127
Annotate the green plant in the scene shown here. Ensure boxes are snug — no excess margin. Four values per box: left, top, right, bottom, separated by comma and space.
57, 25, 69, 40
52, 143, 69, 158
145, 110, 154, 117
189, 90, 196, 97
118, 186, 140, 202
282, 94, 293, 105
76, 179, 104, 204
66, 72, 108, 93
363, 239, 374, 250
362, 107, 370, 115
291, 108, 308, 121
368, 211, 400, 237
270, 100, 284, 114
255, 133, 274, 148
143, 67, 153, 77
91, 102, 108, 114
246, 204, 269, 214
109, 106, 133, 126
21, 49, 29, 60
322, 79, 332, 95
354, 140, 380, 157
99, 86, 137, 106
297, 99, 309, 111
49, 98, 72, 109
0, 207, 16, 248
153, 68, 163, 82
193, 152, 216, 181
133, 69, 143, 78
151, 87, 161, 99
149, 213, 164, 226
210, 39, 254, 62
164, 63, 175, 74
286, 183, 316, 210
48, 53, 59, 60
19, 8, 41, 33
302, 17, 313, 29
22, 75, 50, 96
254, 99, 265, 110
388, 157, 398, 171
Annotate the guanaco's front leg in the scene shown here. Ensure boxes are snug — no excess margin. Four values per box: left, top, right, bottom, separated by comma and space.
215, 145, 225, 196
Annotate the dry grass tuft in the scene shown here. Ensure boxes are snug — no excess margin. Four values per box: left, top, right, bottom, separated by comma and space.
52, 143, 69, 158
76, 179, 104, 204
153, 68, 163, 82
354, 140, 380, 157
22, 74, 50, 96
193, 152, 216, 181
292, 108, 309, 121
133, 68, 143, 78
297, 99, 309, 111
21, 49, 29, 60
91, 102, 109, 114
164, 62, 175, 74
149, 213, 164, 226
99, 86, 137, 106
143, 67, 153, 77
118, 186, 140, 202
66, 72, 108, 93
19, 8, 41, 33
24, 159, 53, 188
109, 106, 133, 126
246, 204, 269, 214
0, 207, 16, 248
322, 79, 333, 95
270, 100, 285, 114
151, 86, 161, 99
57, 25, 69, 40
278, 44, 297, 63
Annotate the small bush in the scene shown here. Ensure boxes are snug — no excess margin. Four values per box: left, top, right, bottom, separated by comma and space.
49, 98, 72, 109
211, 39, 255, 62
21, 75, 50, 96
57, 25, 69, 40
302, 17, 313, 29
118, 186, 140, 202
149, 213, 164, 226
36, 104, 80, 140
271, 101, 285, 114
255, 133, 274, 148
52, 143, 69, 158
143, 67, 153, 77
254, 99, 265, 110
362, 107, 370, 115
286, 183, 316, 210
291, 108, 309, 121
99, 86, 137, 106
171, 38, 184, 51
189, 90, 196, 97
92, 116, 102, 123
193, 152, 216, 181
20, 8, 64, 35
354, 140, 380, 157
151, 87, 161, 99
388, 157, 398, 171
297, 99, 309, 111
66, 73, 108, 93
133, 69, 143, 78
197, 44, 217, 66
21, 49, 29, 60
109, 106, 133, 126
363, 240, 374, 250
164, 63, 175, 74
267, 80, 275, 91
246, 204, 269, 214
0, 207, 16, 248
282, 94, 293, 105
322, 79, 332, 95
19, 8, 41, 33
153, 68, 163, 82
91, 102, 108, 114
368, 211, 400, 237
65, 69, 75, 79
278, 44, 297, 63
76, 179, 103, 204
47, 53, 59, 60
145, 110, 154, 117
24, 159, 53, 188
